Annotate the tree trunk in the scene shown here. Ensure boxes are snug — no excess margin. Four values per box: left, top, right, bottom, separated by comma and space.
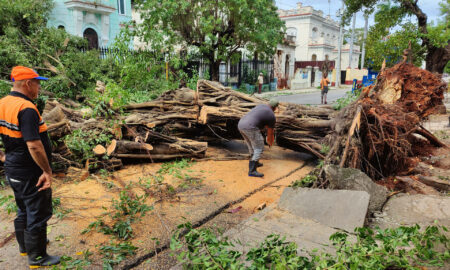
208, 52, 221, 81
425, 42, 450, 74
401, 0, 449, 74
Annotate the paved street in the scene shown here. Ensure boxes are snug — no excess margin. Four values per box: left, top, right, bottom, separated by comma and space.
269, 88, 351, 105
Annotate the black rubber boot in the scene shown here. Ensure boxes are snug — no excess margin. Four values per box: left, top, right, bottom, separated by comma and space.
25, 229, 60, 269
256, 161, 263, 167
14, 220, 27, 256
248, 161, 264, 177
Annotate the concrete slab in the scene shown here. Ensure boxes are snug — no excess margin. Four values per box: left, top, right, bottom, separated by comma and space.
278, 187, 370, 232
223, 206, 344, 257
371, 194, 450, 229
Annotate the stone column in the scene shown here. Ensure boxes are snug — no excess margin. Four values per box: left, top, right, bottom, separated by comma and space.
306, 66, 312, 88
102, 15, 110, 46
313, 66, 320, 87
74, 10, 83, 37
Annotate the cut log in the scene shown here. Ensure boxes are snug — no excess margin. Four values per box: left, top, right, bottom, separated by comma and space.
51, 153, 82, 173
121, 128, 208, 159
198, 105, 248, 124
70, 119, 108, 131
86, 158, 123, 172
93, 145, 106, 156
42, 106, 66, 124
54, 142, 73, 159
45, 100, 84, 122
47, 120, 71, 139
106, 139, 117, 156
107, 139, 153, 155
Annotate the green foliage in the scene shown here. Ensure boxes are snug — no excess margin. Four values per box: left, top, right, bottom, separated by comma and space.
158, 159, 193, 179
111, 189, 152, 219
290, 174, 317, 188
366, 22, 425, 70
52, 250, 93, 270
133, 0, 285, 79
344, 0, 449, 73
0, 194, 17, 214
171, 223, 450, 269
52, 197, 72, 219
100, 241, 138, 270
170, 222, 244, 269
0, 80, 11, 98
0, 176, 6, 189
334, 89, 361, 110
64, 129, 112, 163
246, 234, 313, 269
138, 159, 200, 192
242, 64, 258, 85
320, 144, 330, 155
82, 185, 152, 240
344, 27, 365, 46
0, 0, 53, 75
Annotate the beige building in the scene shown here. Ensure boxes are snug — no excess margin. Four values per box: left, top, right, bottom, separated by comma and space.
278, 2, 360, 70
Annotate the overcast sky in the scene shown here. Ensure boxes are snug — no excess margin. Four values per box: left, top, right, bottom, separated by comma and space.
275, 0, 444, 29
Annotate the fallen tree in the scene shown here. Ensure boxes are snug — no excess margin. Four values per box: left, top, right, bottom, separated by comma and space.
321, 62, 447, 187
37, 61, 447, 194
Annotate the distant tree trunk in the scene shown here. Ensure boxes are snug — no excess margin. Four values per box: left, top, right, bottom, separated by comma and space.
208, 52, 221, 81
425, 42, 450, 74
402, 0, 449, 74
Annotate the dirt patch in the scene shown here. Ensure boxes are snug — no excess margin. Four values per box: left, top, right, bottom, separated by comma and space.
0, 144, 311, 269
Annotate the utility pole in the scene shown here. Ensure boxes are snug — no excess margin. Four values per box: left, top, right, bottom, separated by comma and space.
360, 12, 369, 69
336, 0, 344, 88
328, 0, 331, 17
349, 14, 356, 69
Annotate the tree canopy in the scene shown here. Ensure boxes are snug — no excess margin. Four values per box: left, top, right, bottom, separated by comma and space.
133, 0, 286, 80
344, 0, 450, 73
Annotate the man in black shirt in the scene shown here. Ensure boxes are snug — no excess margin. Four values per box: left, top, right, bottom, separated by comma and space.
0, 66, 60, 267
238, 99, 278, 177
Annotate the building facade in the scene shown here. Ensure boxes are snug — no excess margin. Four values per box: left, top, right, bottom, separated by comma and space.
47, 0, 132, 48
276, 2, 363, 88
278, 2, 360, 70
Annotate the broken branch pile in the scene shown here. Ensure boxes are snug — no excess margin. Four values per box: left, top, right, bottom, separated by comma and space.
123, 80, 334, 158
324, 62, 447, 181
41, 80, 334, 172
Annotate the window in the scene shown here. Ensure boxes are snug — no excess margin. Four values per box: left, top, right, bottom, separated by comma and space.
286, 27, 297, 42
312, 27, 318, 38
58, 25, 65, 30
117, 0, 125, 15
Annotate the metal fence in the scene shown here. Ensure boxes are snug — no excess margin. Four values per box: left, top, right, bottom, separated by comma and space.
83, 47, 274, 88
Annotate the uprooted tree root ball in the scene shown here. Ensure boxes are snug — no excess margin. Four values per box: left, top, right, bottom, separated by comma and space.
323, 63, 447, 181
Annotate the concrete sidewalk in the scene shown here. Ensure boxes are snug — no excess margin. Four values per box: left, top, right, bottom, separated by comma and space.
255, 85, 352, 99
223, 187, 369, 257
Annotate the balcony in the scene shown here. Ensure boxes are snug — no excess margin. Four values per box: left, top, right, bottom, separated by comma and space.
295, 61, 335, 69
64, 0, 115, 14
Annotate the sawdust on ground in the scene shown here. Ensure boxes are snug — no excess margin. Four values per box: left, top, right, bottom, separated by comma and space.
0, 144, 312, 269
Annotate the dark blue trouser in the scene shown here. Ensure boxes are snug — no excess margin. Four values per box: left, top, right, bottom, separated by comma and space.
7, 175, 52, 233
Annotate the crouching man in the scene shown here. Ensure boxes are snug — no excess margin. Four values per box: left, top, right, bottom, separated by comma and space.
238, 99, 278, 177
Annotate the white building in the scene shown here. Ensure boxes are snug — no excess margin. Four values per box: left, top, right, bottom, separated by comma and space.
278, 2, 360, 71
